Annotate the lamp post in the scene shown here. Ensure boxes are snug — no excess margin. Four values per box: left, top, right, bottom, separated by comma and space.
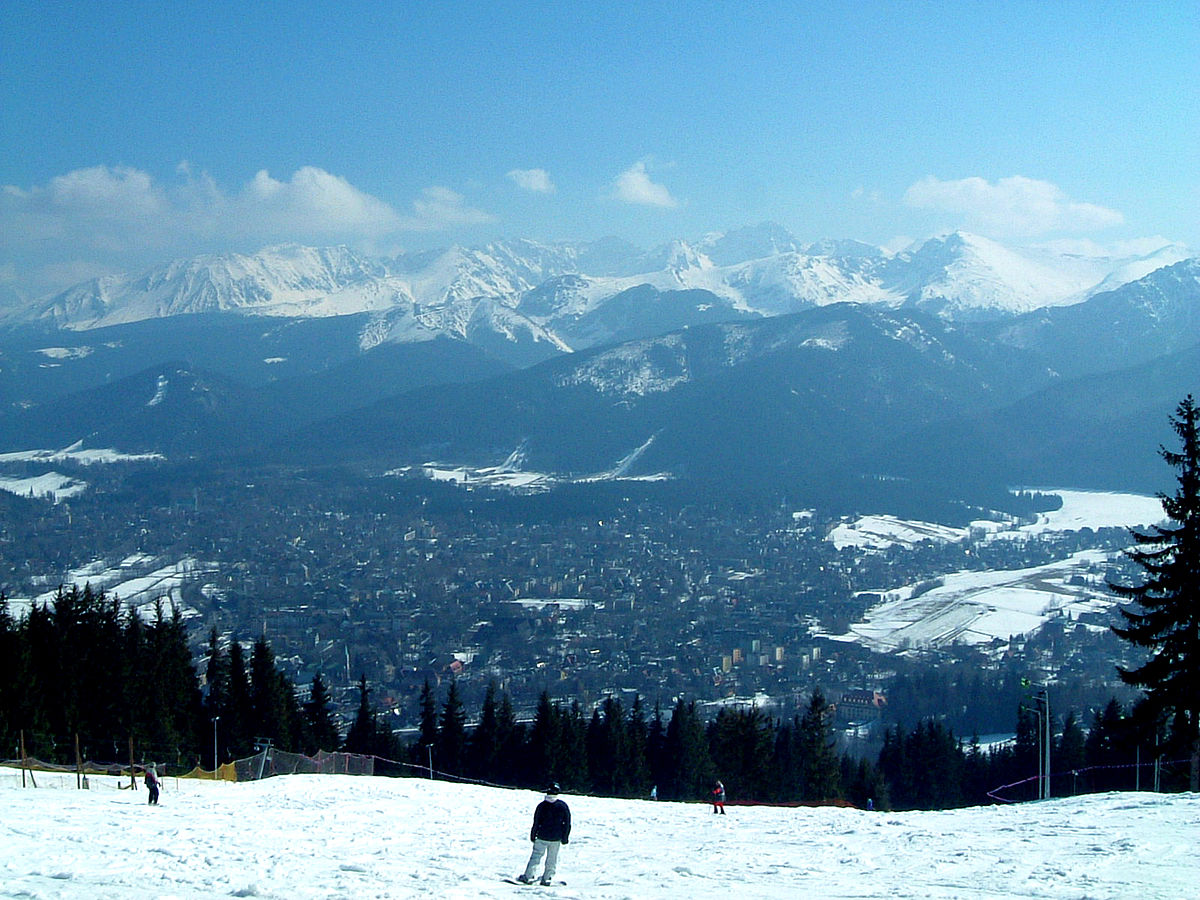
1021, 679, 1051, 800
1035, 688, 1050, 800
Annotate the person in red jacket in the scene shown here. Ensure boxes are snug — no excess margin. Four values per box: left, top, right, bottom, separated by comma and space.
711, 780, 725, 814
517, 784, 571, 885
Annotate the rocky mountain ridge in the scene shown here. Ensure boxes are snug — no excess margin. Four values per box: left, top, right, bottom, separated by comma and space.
18, 227, 1190, 368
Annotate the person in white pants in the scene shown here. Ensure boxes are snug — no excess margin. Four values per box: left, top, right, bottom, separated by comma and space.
518, 784, 571, 885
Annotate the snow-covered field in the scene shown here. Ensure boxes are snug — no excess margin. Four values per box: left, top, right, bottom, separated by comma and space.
834, 549, 1116, 651
0, 771, 1194, 899
6, 555, 210, 621
829, 490, 1165, 552
826, 491, 1168, 652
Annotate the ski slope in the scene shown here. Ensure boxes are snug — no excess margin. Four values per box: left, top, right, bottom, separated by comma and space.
1, 770, 1195, 899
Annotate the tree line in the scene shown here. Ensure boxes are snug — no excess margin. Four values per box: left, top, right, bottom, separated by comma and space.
370, 677, 1191, 810
0, 584, 1191, 807
0, 585, 337, 769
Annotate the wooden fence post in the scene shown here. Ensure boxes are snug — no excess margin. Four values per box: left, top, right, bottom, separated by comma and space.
75, 733, 83, 789
20, 729, 36, 788
129, 736, 136, 791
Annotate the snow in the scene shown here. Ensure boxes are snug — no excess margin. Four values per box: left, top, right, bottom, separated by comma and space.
830, 490, 1165, 552
0, 444, 163, 465
0, 771, 1195, 899
829, 516, 969, 551
6, 555, 210, 621
0, 445, 164, 501
999, 490, 1165, 536
835, 550, 1117, 651
0, 471, 87, 502
826, 491, 1169, 651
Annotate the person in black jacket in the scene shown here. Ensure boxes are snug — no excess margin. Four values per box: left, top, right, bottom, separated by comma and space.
517, 783, 571, 885
144, 764, 160, 806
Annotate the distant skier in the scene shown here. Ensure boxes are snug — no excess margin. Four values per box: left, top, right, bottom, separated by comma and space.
517, 783, 571, 885
711, 780, 725, 814
144, 764, 160, 805
650, 785, 657, 801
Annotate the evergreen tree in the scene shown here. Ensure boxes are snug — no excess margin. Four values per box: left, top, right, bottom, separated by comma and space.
344, 675, 378, 756
663, 698, 713, 801
1055, 711, 1087, 796
1112, 395, 1200, 790
626, 694, 652, 797
646, 701, 668, 797
878, 724, 912, 808
798, 690, 840, 803
526, 691, 561, 786
0, 596, 20, 756
495, 688, 524, 785
435, 679, 467, 777
414, 677, 439, 767
466, 679, 500, 780
225, 639, 253, 758
558, 700, 589, 792
1084, 698, 1128, 793
302, 673, 341, 754
708, 706, 775, 802
249, 635, 298, 750
587, 696, 629, 796
203, 628, 230, 768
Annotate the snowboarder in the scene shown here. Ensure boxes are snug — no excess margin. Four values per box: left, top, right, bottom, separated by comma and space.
711, 779, 725, 814
517, 783, 571, 886
144, 764, 160, 805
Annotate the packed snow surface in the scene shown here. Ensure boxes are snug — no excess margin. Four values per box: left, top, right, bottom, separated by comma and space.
0, 772, 1195, 899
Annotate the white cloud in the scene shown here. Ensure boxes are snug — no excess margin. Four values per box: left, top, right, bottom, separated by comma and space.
0, 166, 494, 295
507, 168, 555, 194
904, 175, 1124, 237
1034, 235, 1184, 259
406, 186, 495, 229
612, 160, 677, 208
239, 166, 404, 237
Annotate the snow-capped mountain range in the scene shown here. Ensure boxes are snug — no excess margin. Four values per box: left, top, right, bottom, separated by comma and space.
20, 225, 1191, 364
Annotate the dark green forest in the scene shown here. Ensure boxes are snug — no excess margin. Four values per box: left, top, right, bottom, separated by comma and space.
2, 584, 1191, 809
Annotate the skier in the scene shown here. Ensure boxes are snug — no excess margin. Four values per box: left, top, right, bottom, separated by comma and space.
144, 763, 160, 805
711, 779, 725, 814
517, 783, 571, 885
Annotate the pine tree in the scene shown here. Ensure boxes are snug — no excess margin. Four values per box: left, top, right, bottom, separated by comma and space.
435, 679, 467, 777
526, 691, 561, 786
414, 677, 439, 767
303, 673, 341, 753
708, 706, 774, 802
344, 675, 377, 755
1084, 698, 1127, 793
626, 695, 652, 797
496, 688, 524, 784
663, 698, 713, 801
226, 639, 253, 758
203, 628, 230, 767
798, 690, 841, 803
1112, 395, 1200, 789
249, 635, 298, 750
0, 595, 19, 756
1055, 711, 1087, 795
466, 679, 499, 780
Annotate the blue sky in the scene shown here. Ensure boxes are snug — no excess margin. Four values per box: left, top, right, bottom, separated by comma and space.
1, 1, 1197, 297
